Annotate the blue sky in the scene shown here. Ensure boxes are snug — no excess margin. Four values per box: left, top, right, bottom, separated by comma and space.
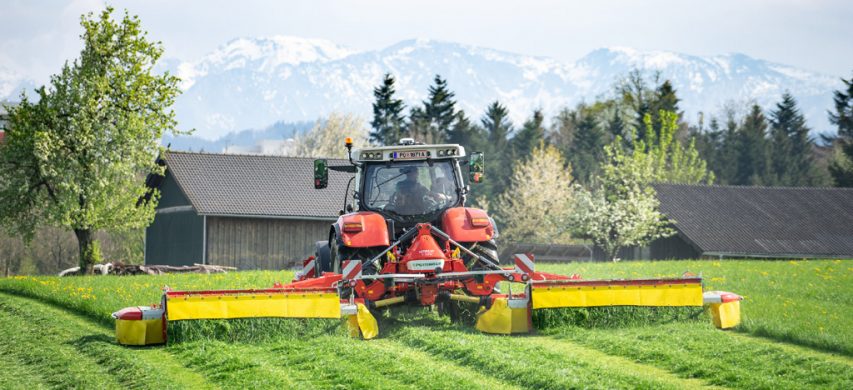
1, 0, 851, 83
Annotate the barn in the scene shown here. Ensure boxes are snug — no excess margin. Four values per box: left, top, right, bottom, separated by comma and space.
645, 184, 853, 259
144, 151, 348, 268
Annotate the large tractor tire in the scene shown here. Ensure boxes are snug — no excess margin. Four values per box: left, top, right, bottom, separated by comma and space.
330, 232, 381, 275
463, 239, 500, 269
314, 241, 332, 275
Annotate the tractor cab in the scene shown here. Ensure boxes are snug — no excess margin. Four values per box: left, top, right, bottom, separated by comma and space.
315, 137, 484, 227
312, 138, 493, 275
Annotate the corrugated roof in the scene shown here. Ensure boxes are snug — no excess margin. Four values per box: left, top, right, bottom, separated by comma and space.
164, 151, 350, 219
654, 184, 853, 258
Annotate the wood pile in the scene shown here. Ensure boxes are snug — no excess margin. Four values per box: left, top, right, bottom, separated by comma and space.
58, 262, 237, 276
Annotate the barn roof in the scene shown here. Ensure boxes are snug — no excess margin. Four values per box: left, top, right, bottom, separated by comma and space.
654, 184, 853, 258
164, 151, 349, 219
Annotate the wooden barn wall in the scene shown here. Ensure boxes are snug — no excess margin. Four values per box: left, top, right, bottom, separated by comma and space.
649, 234, 702, 260
206, 216, 333, 269
145, 210, 203, 266
157, 171, 191, 209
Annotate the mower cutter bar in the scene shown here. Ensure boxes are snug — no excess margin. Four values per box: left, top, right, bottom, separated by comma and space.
530, 277, 704, 309
165, 289, 342, 321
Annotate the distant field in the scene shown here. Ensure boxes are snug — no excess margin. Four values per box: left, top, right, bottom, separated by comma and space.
0, 260, 850, 389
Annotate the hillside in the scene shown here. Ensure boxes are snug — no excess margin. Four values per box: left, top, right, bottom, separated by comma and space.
2, 37, 840, 144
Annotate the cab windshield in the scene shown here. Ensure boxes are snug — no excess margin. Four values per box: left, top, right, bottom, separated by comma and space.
363, 160, 460, 217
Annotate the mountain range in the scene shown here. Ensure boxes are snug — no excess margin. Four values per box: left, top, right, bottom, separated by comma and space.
2, 36, 841, 151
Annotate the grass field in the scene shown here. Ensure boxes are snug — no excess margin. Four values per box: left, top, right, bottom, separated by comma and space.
0, 260, 850, 389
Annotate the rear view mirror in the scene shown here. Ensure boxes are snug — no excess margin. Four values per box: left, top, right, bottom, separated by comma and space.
314, 159, 328, 189
469, 152, 485, 183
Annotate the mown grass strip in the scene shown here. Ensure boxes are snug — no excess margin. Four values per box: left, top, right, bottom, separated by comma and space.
168, 341, 301, 389
542, 322, 853, 390
382, 316, 691, 390
0, 300, 126, 389
0, 293, 215, 390
0, 351, 50, 390
726, 331, 853, 367
264, 335, 522, 389
520, 336, 718, 389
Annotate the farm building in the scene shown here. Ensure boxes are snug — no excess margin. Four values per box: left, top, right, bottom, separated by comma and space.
641, 184, 853, 259
146, 151, 853, 267
144, 151, 348, 268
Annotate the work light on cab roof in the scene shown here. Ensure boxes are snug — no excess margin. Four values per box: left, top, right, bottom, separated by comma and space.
112, 138, 744, 344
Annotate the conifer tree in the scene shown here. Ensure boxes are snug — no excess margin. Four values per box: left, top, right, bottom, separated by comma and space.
620, 70, 653, 139
446, 110, 484, 153
551, 108, 576, 152
422, 75, 456, 143
768, 93, 818, 186
510, 109, 546, 162
715, 114, 740, 184
369, 73, 406, 145
735, 104, 769, 185
406, 106, 428, 142
477, 101, 513, 203
606, 109, 626, 142
828, 74, 853, 186
569, 111, 607, 183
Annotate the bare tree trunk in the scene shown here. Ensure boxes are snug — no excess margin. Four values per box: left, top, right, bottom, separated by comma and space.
74, 228, 97, 274
609, 246, 620, 262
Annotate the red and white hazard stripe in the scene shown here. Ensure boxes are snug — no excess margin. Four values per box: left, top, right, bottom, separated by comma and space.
341, 259, 363, 280
514, 253, 535, 274
298, 257, 316, 279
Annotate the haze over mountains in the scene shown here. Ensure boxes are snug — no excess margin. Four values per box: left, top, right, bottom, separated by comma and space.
2, 36, 840, 151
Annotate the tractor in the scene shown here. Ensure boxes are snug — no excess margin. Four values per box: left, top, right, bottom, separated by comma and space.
112, 138, 743, 345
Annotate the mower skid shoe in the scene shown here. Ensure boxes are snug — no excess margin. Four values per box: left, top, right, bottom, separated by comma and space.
475, 297, 531, 335
346, 303, 379, 339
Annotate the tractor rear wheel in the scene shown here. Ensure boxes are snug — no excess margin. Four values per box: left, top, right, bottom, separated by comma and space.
330, 233, 381, 275
463, 239, 500, 269
314, 241, 331, 275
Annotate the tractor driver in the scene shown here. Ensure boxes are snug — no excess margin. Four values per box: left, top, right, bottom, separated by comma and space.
387, 166, 430, 214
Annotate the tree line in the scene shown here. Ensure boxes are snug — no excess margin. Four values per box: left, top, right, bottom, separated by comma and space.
1, 7, 851, 272
366, 70, 853, 258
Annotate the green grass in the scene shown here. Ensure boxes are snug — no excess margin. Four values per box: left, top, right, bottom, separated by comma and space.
538, 259, 853, 355
0, 259, 850, 389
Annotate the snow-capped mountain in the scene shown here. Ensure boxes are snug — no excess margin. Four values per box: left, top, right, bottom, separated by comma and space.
168, 37, 838, 140
176, 36, 355, 90
1, 36, 840, 143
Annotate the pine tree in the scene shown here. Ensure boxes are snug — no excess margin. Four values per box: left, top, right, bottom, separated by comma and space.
606, 109, 626, 142
620, 70, 653, 140
828, 74, 853, 186
422, 75, 456, 143
768, 93, 818, 186
569, 111, 606, 183
482, 101, 512, 153
714, 114, 739, 184
510, 109, 546, 162
476, 101, 513, 204
406, 106, 428, 142
550, 107, 576, 152
369, 73, 405, 145
446, 110, 484, 153
735, 104, 769, 185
